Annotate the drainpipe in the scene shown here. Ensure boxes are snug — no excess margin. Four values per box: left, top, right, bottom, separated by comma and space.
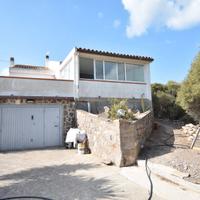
74, 48, 79, 101
87, 102, 91, 113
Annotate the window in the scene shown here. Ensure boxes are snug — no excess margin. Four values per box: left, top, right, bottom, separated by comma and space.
79, 56, 145, 82
105, 61, 117, 80
95, 60, 103, 79
79, 57, 94, 79
126, 64, 144, 82
118, 63, 125, 80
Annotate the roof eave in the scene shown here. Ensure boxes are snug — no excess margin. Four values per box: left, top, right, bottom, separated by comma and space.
76, 47, 154, 62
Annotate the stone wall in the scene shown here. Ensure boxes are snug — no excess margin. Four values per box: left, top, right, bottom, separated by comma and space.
77, 110, 153, 167
119, 111, 153, 166
76, 110, 122, 166
0, 97, 76, 143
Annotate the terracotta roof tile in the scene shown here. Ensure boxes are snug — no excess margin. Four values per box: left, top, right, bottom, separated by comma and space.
76, 47, 154, 62
12, 64, 49, 70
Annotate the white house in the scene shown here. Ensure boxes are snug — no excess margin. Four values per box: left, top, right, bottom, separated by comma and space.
7, 47, 153, 100
0, 47, 153, 151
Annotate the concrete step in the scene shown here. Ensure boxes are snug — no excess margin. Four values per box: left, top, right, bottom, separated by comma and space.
120, 160, 200, 200
194, 138, 200, 148
137, 160, 189, 179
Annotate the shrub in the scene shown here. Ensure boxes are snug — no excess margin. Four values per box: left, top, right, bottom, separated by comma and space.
108, 99, 136, 120
152, 82, 188, 120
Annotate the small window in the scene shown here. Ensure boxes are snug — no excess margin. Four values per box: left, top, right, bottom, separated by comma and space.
126, 64, 144, 82
118, 63, 125, 80
105, 61, 117, 80
79, 57, 94, 79
95, 60, 103, 79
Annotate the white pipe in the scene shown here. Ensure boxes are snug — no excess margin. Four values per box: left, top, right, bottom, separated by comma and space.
87, 102, 91, 113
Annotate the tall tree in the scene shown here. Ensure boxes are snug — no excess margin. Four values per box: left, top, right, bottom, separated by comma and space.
177, 52, 200, 121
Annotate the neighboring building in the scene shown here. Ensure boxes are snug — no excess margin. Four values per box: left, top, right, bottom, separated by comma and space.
9, 65, 55, 79
0, 47, 153, 151
9, 55, 60, 79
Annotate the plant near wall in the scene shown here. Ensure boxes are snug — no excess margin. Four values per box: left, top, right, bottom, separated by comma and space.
108, 99, 136, 120
140, 93, 151, 113
140, 94, 145, 113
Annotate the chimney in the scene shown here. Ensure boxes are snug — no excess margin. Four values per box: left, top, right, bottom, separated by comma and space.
10, 57, 14, 67
45, 54, 49, 66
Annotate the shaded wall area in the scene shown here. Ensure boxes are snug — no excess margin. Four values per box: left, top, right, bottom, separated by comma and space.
76, 98, 152, 114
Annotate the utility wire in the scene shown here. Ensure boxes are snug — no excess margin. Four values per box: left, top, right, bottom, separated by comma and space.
0, 59, 9, 63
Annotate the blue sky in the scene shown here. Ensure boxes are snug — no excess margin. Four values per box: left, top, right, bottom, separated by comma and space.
0, 0, 200, 83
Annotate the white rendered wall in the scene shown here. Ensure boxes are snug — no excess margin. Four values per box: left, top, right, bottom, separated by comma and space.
46, 60, 61, 78
79, 80, 149, 99
59, 48, 76, 80
0, 77, 74, 97
60, 59, 74, 80
144, 63, 152, 100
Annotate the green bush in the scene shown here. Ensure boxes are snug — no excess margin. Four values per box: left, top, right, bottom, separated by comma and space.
108, 99, 136, 120
152, 82, 188, 120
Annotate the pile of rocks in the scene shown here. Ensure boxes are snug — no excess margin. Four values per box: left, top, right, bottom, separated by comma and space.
182, 123, 199, 141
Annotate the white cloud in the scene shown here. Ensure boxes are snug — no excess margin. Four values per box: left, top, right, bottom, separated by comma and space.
113, 19, 121, 28
122, 0, 200, 38
0, 68, 9, 76
165, 39, 174, 45
97, 12, 104, 19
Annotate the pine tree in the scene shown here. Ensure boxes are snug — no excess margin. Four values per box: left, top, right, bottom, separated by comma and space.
177, 52, 200, 121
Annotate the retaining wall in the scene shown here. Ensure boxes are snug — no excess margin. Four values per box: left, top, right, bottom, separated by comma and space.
77, 110, 153, 167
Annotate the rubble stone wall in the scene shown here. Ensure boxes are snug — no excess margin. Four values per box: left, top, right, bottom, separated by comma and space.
182, 123, 200, 148
119, 111, 153, 166
76, 109, 153, 167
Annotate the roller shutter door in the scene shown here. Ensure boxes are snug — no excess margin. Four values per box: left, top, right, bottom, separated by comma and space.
0, 105, 63, 151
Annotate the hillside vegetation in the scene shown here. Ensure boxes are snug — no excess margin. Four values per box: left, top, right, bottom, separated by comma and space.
152, 81, 187, 120
177, 52, 200, 122
152, 52, 200, 123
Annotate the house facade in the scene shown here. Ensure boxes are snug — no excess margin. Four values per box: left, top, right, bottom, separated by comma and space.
0, 47, 153, 151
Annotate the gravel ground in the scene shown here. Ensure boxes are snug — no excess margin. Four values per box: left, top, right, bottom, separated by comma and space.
0, 148, 162, 200
142, 120, 200, 184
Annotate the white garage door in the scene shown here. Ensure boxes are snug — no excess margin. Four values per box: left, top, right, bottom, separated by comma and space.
0, 105, 63, 151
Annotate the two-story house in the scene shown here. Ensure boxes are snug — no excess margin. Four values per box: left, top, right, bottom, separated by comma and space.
0, 47, 153, 151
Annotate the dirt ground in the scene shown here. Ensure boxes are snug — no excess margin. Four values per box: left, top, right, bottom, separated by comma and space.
141, 120, 200, 184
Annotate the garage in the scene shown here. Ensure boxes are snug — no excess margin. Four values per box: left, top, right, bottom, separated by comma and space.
0, 105, 63, 151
